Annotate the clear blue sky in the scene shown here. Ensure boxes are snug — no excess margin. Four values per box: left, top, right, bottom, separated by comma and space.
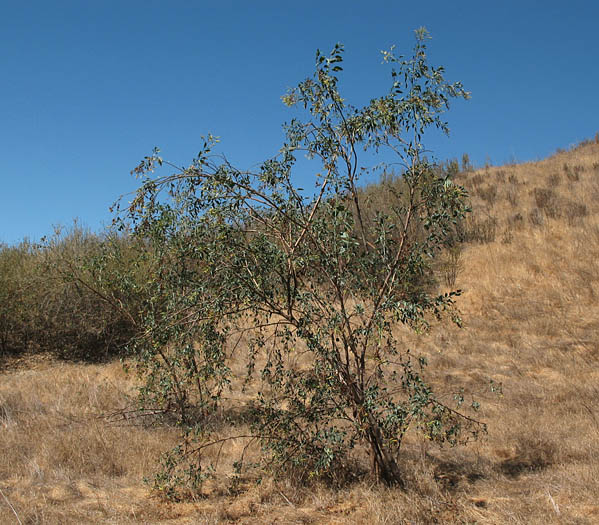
1, 1, 597, 244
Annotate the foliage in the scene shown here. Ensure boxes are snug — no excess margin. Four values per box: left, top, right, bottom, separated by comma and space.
115, 28, 485, 493
0, 241, 32, 354
0, 225, 141, 361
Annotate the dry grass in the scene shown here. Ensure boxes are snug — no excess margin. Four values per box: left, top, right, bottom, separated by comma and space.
2, 141, 599, 523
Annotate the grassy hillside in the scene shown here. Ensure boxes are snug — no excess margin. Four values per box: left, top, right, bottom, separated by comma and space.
1, 140, 598, 524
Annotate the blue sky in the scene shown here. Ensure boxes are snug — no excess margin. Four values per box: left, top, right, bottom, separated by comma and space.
1, 1, 597, 244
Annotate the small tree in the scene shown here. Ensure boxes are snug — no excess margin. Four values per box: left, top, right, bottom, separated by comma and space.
116, 28, 484, 492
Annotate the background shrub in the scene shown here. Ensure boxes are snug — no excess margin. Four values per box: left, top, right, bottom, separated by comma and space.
0, 225, 144, 361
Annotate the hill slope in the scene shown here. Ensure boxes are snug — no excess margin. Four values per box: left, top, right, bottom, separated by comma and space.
1, 141, 598, 524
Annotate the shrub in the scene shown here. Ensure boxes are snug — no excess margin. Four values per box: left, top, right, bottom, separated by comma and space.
438, 245, 464, 287
116, 29, 485, 494
0, 226, 143, 361
506, 187, 519, 207
507, 213, 525, 231
477, 184, 498, 205
460, 215, 497, 244
532, 188, 560, 219
564, 200, 588, 225
563, 163, 583, 182
547, 172, 561, 187
495, 170, 506, 183
461, 153, 473, 172
0, 242, 34, 354
529, 208, 544, 227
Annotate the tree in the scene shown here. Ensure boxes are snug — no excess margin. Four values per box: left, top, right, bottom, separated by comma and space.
115, 28, 484, 493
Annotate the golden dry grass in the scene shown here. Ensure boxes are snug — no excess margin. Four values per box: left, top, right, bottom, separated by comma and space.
1, 140, 599, 524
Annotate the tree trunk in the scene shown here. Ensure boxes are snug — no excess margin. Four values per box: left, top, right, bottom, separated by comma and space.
367, 421, 405, 488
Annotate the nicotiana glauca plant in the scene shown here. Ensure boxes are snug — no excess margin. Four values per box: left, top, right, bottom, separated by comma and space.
113, 28, 485, 494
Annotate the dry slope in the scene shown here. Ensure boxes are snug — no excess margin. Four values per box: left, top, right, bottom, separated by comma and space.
1, 140, 598, 524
